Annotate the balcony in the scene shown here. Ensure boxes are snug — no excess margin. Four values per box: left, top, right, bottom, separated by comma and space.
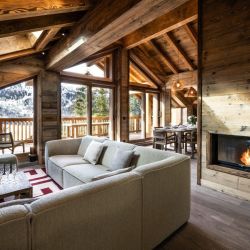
0, 116, 142, 154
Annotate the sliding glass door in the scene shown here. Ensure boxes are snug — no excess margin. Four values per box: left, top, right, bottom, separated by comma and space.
129, 90, 159, 141
61, 82, 113, 139
61, 83, 88, 138
92, 87, 113, 139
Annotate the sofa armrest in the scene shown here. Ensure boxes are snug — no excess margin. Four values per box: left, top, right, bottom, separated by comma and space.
133, 155, 190, 250
45, 138, 82, 167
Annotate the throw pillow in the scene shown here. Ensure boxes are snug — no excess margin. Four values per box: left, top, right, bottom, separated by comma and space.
110, 148, 134, 171
92, 167, 132, 181
83, 141, 104, 165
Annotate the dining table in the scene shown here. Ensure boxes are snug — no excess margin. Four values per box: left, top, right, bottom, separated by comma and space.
154, 126, 197, 154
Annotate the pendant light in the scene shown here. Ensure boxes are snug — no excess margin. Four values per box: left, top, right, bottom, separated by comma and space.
172, 49, 183, 91
184, 87, 197, 97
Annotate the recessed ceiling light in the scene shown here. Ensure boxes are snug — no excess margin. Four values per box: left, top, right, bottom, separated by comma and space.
42, 52, 45, 55
62, 33, 65, 36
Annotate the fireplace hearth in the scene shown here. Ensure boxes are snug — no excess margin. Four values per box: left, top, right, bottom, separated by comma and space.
209, 134, 250, 173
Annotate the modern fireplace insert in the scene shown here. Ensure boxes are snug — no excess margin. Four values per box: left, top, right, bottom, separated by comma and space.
209, 133, 250, 172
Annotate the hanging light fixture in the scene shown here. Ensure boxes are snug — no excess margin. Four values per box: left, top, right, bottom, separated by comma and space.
184, 87, 197, 97
172, 49, 184, 91
172, 78, 184, 91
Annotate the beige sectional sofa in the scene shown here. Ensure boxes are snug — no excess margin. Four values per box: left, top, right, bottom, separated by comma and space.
0, 136, 190, 250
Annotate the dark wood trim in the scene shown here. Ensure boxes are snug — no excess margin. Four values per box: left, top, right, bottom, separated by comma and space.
197, 0, 202, 185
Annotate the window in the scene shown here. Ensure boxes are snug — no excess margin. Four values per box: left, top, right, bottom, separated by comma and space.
0, 80, 34, 154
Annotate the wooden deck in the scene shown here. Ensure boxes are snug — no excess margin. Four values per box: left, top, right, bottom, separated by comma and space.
158, 159, 250, 250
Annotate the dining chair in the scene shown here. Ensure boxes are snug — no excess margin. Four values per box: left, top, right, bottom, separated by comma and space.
153, 129, 177, 151
184, 130, 197, 158
0, 132, 25, 154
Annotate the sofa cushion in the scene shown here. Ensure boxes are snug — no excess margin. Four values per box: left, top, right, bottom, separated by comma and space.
92, 167, 132, 181
83, 141, 104, 165
49, 155, 89, 168
77, 135, 106, 156
110, 149, 134, 171
64, 164, 109, 183
100, 140, 136, 169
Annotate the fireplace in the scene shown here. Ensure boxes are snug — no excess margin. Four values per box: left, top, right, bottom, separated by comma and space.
209, 133, 250, 173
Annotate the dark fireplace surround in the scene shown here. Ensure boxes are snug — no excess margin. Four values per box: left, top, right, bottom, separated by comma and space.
207, 133, 250, 178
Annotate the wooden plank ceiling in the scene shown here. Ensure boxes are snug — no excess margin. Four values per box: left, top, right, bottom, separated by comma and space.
0, 0, 198, 102
0, 0, 92, 63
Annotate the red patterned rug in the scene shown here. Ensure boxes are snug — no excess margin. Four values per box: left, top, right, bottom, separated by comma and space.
24, 168, 62, 197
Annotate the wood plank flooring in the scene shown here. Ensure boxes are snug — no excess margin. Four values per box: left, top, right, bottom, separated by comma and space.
156, 159, 250, 250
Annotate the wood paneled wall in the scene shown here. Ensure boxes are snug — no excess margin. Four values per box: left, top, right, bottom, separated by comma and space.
36, 70, 61, 164
200, 0, 250, 200
113, 48, 129, 142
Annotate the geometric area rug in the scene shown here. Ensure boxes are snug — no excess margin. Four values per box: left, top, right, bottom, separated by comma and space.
24, 168, 62, 198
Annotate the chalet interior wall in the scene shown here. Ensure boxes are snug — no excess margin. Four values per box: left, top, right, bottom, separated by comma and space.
36, 70, 61, 164
200, 0, 250, 200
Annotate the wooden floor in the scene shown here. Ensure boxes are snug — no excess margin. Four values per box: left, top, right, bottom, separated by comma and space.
157, 159, 250, 250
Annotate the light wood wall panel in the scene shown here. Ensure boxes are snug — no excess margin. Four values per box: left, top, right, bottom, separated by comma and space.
36, 70, 61, 164
200, 0, 250, 200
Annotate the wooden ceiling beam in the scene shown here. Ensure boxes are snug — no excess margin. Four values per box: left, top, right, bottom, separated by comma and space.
149, 40, 179, 74
130, 66, 145, 83
183, 23, 197, 45
0, 12, 83, 38
130, 60, 158, 89
0, 0, 91, 21
164, 33, 196, 71
0, 71, 35, 88
173, 91, 193, 107
0, 49, 37, 63
130, 51, 164, 86
35, 28, 61, 51
47, 0, 191, 71
123, 0, 197, 49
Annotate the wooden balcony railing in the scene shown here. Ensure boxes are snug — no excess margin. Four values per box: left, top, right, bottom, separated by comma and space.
0, 118, 33, 142
0, 116, 142, 142
129, 115, 141, 132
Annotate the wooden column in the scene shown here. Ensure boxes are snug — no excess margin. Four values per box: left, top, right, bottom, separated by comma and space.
141, 92, 146, 139
87, 85, 92, 135
113, 48, 129, 142
36, 70, 61, 164
153, 94, 159, 128
146, 93, 152, 137
161, 88, 171, 126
